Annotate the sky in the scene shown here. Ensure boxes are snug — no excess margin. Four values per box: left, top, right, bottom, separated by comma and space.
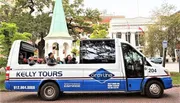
83, 0, 180, 18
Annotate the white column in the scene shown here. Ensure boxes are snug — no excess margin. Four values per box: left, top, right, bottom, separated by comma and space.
66, 40, 72, 57
121, 32, 126, 41
131, 32, 136, 47
113, 32, 116, 39
48, 40, 53, 55
45, 41, 48, 57
45, 40, 53, 57
57, 40, 64, 59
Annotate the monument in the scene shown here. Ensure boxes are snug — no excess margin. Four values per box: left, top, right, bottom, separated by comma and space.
44, 0, 72, 58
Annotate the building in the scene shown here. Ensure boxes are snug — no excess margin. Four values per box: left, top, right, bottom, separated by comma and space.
44, 0, 72, 59
100, 15, 125, 24
109, 17, 154, 51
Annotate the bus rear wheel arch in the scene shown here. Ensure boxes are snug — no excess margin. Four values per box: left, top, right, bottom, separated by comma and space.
145, 79, 164, 98
39, 81, 60, 101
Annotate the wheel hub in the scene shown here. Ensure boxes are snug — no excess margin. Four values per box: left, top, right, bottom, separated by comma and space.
44, 86, 55, 98
149, 84, 160, 95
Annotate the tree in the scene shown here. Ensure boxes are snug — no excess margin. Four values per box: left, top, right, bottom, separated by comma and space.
90, 24, 108, 39
63, 0, 101, 38
145, 2, 180, 57
0, 22, 32, 67
0, 0, 102, 58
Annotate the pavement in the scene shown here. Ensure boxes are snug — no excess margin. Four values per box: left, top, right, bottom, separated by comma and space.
155, 62, 179, 72
0, 87, 179, 103
165, 62, 180, 72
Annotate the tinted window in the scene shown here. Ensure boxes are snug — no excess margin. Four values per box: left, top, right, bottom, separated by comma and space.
80, 40, 115, 64
121, 43, 144, 78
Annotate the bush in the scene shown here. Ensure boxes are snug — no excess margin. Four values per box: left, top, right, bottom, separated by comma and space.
71, 48, 79, 56
0, 58, 7, 67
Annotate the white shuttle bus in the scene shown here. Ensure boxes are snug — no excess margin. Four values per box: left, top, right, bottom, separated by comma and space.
5, 39, 172, 101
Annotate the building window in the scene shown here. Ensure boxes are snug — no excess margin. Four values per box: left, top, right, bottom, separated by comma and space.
116, 32, 122, 38
135, 32, 140, 46
80, 40, 116, 64
125, 32, 131, 43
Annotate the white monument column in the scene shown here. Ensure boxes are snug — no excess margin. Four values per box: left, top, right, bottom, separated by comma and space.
131, 32, 136, 47
121, 32, 126, 40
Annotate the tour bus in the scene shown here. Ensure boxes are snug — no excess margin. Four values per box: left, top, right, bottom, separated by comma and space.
5, 39, 172, 101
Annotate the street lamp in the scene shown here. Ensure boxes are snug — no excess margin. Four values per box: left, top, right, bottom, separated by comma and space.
162, 27, 167, 67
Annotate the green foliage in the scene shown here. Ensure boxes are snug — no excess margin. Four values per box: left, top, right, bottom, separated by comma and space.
0, 73, 6, 90
71, 48, 79, 56
0, 22, 32, 67
146, 2, 180, 57
90, 24, 108, 39
75, 39, 80, 46
63, 0, 101, 37
0, 58, 7, 68
0, 0, 102, 57
171, 72, 180, 85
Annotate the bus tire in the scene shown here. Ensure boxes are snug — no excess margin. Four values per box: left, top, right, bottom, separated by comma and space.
145, 80, 164, 98
39, 82, 60, 101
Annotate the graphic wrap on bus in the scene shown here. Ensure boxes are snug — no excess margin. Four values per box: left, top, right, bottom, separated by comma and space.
5, 39, 172, 101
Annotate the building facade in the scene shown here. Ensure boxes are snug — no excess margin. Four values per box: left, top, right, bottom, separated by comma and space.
109, 17, 154, 51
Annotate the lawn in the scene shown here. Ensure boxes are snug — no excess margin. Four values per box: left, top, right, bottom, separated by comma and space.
0, 73, 5, 90
171, 72, 180, 85
0, 72, 179, 91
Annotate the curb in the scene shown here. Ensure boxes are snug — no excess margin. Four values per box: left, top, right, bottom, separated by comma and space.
0, 90, 8, 92
173, 84, 180, 87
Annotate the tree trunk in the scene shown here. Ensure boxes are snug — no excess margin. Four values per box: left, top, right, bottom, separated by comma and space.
38, 33, 45, 58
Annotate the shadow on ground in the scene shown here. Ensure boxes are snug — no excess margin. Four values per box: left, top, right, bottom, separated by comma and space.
4, 92, 171, 103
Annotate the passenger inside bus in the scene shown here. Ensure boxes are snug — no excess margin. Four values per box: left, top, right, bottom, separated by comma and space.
18, 42, 77, 65
47, 52, 57, 66
64, 55, 76, 64
18, 53, 28, 64
57, 57, 64, 64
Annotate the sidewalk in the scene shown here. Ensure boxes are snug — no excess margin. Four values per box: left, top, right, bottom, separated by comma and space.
165, 62, 179, 72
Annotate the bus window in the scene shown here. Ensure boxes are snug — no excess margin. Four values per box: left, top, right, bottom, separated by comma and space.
121, 43, 144, 78
80, 40, 115, 64
18, 41, 36, 64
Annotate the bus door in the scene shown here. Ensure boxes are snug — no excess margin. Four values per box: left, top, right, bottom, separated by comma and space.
121, 43, 144, 91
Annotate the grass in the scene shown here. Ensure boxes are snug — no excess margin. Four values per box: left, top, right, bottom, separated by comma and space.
171, 72, 180, 85
0, 73, 5, 90
0, 72, 179, 91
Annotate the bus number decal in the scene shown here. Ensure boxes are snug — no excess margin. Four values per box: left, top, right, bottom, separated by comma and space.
148, 68, 157, 73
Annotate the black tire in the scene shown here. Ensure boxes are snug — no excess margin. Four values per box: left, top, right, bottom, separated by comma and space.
145, 80, 164, 98
39, 82, 60, 101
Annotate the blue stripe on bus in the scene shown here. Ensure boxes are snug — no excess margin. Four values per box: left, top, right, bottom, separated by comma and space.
5, 77, 172, 92
160, 77, 172, 89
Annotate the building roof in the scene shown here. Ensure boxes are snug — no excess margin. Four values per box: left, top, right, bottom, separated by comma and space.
110, 17, 154, 25
100, 15, 125, 23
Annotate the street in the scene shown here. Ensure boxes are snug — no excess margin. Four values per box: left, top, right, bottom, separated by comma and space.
0, 87, 179, 103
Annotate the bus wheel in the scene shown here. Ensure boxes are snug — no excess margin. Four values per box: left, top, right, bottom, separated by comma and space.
39, 82, 60, 101
145, 80, 164, 98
